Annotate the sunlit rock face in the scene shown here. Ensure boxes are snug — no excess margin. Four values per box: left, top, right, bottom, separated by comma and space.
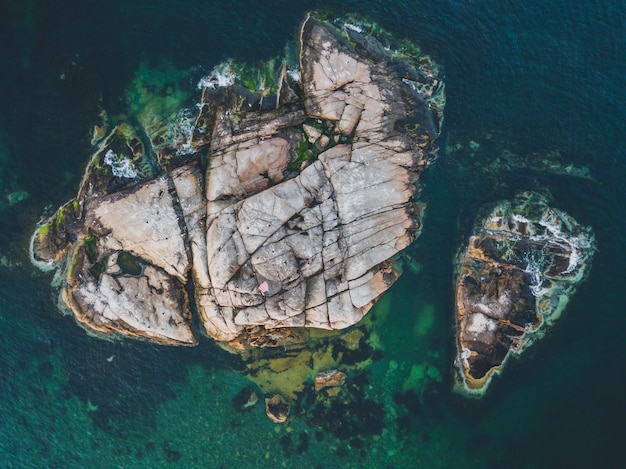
454, 192, 595, 396
30, 15, 444, 347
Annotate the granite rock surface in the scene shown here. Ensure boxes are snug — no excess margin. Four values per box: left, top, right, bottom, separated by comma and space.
31, 16, 444, 347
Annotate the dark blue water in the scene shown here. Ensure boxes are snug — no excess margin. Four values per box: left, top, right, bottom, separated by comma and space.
0, 0, 624, 467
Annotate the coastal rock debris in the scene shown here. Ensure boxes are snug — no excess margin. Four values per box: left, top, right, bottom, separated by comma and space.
454, 191, 595, 396
30, 15, 444, 348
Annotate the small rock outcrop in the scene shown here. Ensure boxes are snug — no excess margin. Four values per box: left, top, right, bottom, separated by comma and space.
314, 369, 347, 392
30, 16, 444, 348
265, 394, 290, 423
454, 192, 595, 396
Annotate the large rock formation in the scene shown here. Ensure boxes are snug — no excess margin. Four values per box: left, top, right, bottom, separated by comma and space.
30, 16, 444, 348
454, 192, 595, 396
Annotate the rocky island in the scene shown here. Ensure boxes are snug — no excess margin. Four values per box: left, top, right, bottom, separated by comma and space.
454, 192, 595, 396
30, 15, 445, 352
29, 13, 598, 408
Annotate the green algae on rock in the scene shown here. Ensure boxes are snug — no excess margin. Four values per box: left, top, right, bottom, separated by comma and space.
30, 14, 444, 350
454, 191, 595, 397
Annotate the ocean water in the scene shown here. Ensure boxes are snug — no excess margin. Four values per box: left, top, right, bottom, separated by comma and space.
0, 0, 624, 467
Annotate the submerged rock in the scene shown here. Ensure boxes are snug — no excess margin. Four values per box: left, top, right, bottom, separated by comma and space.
265, 394, 290, 423
30, 15, 444, 348
314, 369, 347, 391
445, 130, 596, 187
454, 192, 595, 396
232, 386, 259, 412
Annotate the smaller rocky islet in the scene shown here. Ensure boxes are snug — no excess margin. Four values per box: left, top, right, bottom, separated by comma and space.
29, 12, 594, 414
453, 191, 595, 396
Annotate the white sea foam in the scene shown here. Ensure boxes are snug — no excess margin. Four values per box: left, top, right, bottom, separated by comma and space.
512, 214, 531, 225
402, 78, 422, 95
523, 251, 550, 297
344, 23, 363, 33
533, 213, 591, 275
562, 246, 580, 274
287, 68, 301, 83
156, 108, 196, 156
461, 347, 471, 367
103, 150, 137, 179
197, 63, 237, 90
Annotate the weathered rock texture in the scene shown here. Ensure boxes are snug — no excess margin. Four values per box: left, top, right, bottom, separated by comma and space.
30, 16, 444, 347
454, 192, 594, 396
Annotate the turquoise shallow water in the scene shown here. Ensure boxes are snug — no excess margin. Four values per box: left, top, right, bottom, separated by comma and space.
0, 0, 624, 467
